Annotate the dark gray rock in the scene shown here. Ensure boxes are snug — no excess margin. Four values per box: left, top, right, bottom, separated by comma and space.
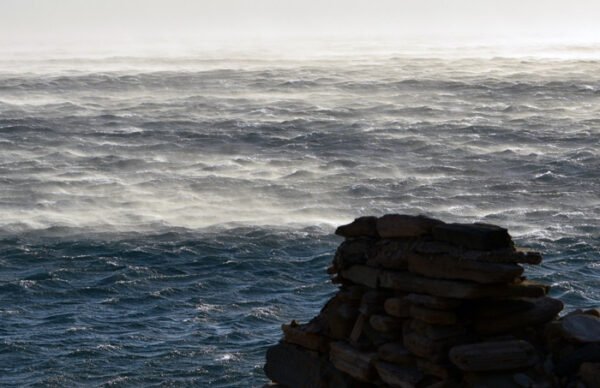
335, 216, 379, 238
432, 223, 512, 250
377, 214, 444, 238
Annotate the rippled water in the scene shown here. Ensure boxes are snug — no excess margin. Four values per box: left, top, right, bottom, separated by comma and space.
1, 48, 599, 385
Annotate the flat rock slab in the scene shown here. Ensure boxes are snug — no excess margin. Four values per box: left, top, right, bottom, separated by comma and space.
335, 216, 379, 238
560, 314, 600, 343
384, 297, 411, 318
334, 238, 375, 269
449, 340, 538, 372
374, 360, 423, 388
366, 239, 413, 270
404, 293, 462, 310
409, 319, 466, 341
379, 270, 547, 299
474, 297, 563, 335
341, 265, 379, 288
579, 362, 600, 387
329, 341, 377, 382
432, 223, 512, 251
410, 305, 458, 325
264, 342, 325, 387
403, 331, 458, 362
407, 254, 523, 284
369, 314, 404, 333
282, 323, 329, 352
377, 214, 444, 238
378, 342, 414, 365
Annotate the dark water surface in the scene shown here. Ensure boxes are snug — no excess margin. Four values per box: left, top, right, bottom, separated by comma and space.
1, 51, 599, 385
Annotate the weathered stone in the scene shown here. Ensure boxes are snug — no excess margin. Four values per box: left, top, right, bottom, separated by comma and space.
349, 314, 366, 345
449, 340, 538, 372
555, 343, 600, 376
416, 358, 455, 380
264, 342, 325, 387
337, 285, 366, 302
404, 331, 457, 362
369, 314, 404, 333
341, 265, 379, 288
335, 216, 379, 238
432, 223, 512, 251
407, 254, 523, 284
384, 297, 412, 318
414, 241, 542, 265
409, 319, 466, 341
378, 342, 414, 365
379, 270, 547, 299
560, 314, 600, 343
363, 320, 403, 346
359, 289, 392, 315
373, 360, 423, 387
410, 305, 458, 326
462, 372, 524, 388
474, 297, 563, 335
282, 322, 329, 352
320, 297, 359, 340
334, 238, 376, 269
473, 298, 536, 319
404, 293, 462, 310
579, 362, 600, 387
377, 214, 444, 238
366, 238, 413, 270
329, 341, 376, 382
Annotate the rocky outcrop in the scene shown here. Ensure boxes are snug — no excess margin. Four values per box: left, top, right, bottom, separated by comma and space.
264, 214, 600, 387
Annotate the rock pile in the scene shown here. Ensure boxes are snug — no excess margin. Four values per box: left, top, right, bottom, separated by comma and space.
264, 214, 600, 387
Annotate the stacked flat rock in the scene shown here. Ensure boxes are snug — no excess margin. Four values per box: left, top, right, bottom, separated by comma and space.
264, 214, 592, 387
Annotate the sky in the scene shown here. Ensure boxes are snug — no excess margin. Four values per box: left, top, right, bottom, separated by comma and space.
1, 0, 600, 54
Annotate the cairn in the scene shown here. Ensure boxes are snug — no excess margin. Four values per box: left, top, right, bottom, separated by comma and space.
264, 214, 600, 387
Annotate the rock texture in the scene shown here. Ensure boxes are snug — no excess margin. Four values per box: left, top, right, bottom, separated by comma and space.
264, 214, 597, 387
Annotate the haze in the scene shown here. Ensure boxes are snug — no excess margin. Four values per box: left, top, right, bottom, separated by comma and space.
1, 0, 600, 55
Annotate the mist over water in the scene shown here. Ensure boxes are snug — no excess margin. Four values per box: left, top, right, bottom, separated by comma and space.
1, 46, 600, 385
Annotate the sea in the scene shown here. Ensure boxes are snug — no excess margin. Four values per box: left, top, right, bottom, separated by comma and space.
1, 43, 599, 386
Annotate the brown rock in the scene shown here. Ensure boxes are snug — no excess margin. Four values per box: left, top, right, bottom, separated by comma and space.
414, 241, 542, 265
416, 358, 455, 380
449, 340, 538, 372
407, 254, 524, 284
560, 314, 600, 343
341, 265, 379, 288
385, 297, 412, 318
360, 289, 392, 315
369, 314, 404, 333
409, 319, 466, 341
473, 298, 536, 319
379, 270, 547, 299
329, 341, 377, 382
404, 293, 462, 310
335, 216, 379, 238
366, 238, 413, 270
474, 297, 563, 335
264, 342, 325, 387
377, 214, 444, 238
334, 238, 376, 269
579, 362, 600, 387
404, 331, 457, 362
410, 305, 458, 326
282, 322, 329, 352
373, 360, 423, 387
378, 342, 414, 365
349, 314, 366, 345
432, 223, 512, 250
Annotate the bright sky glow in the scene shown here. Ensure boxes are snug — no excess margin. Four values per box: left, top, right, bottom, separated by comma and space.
1, 0, 600, 54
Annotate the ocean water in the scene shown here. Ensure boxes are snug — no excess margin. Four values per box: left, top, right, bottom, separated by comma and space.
1, 47, 600, 386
